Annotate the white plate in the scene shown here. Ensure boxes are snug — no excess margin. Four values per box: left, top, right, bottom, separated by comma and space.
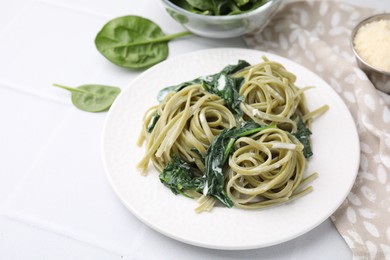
101, 48, 360, 250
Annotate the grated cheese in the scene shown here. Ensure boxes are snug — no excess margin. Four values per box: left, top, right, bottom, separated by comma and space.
354, 19, 390, 72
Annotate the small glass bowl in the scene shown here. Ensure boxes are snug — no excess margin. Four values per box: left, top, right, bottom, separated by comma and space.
351, 13, 390, 93
160, 0, 282, 39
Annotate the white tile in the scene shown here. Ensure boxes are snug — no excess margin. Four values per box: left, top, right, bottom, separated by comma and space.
4, 110, 146, 254
0, 215, 128, 260
0, 85, 69, 210
133, 220, 351, 259
39, 0, 152, 19
0, 0, 34, 36
0, 1, 121, 101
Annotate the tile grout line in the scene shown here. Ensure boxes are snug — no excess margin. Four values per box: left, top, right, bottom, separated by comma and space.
36, 0, 111, 19
0, 88, 136, 257
1, 213, 128, 257
0, 108, 76, 216
0, 80, 69, 105
0, 0, 36, 40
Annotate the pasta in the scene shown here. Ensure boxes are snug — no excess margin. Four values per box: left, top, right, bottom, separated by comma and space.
137, 56, 328, 212
137, 85, 237, 173
235, 57, 327, 132
227, 127, 317, 209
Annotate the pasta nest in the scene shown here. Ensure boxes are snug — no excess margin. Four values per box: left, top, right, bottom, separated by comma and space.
138, 85, 237, 173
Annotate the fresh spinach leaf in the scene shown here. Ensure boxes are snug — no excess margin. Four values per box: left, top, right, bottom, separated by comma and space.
293, 118, 313, 158
238, 0, 269, 12
171, 0, 211, 14
185, 0, 214, 11
170, 0, 269, 15
203, 122, 271, 207
159, 155, 205, 197
182, 0, 230, 15
227, 1, 241, 15
233, 0, 250, 7
166, 7, 189, 24
95, 16, 192, 69
53, 83, 120, 112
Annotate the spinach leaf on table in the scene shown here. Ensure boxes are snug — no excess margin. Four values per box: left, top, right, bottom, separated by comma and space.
53, 83, 120, 112
95, 16, 192, 69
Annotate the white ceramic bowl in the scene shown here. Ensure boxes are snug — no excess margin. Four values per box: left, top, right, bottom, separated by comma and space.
161, 0, 281, 38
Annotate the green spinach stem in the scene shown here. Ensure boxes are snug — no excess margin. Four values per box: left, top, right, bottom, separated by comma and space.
53, 83, 91, 94
112, 31, 192, 48
223, 138, 235, 162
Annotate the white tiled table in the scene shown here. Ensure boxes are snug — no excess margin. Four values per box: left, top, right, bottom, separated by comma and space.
0, 0, 389, 259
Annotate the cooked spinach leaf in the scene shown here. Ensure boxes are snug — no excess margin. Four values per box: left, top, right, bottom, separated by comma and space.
201, 60, 251, 116
159, 122, 271, 207
294, 118, 313, 158
203, 73, 245, 116
95, 16, 192, 69
220, 59, 251, 74
159, 156, 205, 197
147, 112, 160, 133
157, 79, 201, 102
203, 122, 271, 207
190, 148, 205, 164
53, 83, 120, 112
157, 60, 250, 116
